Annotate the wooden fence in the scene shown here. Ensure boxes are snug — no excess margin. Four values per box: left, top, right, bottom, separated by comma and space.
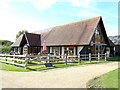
0, 53, 112, 68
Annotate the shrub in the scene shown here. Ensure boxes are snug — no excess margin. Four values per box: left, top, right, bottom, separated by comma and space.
0, 45, 12, 54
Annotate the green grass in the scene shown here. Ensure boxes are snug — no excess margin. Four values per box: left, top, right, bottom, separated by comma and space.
107, 56, 120, 61
87, 68, 119, 89
0, 60, 108, 72
27, 60, 108, 71
0, 62, 31, 72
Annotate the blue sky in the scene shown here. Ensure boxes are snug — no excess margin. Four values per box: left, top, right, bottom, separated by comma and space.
0, 0, 118, 41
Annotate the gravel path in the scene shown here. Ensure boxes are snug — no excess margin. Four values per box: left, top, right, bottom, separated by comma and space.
0, 62, 118, 88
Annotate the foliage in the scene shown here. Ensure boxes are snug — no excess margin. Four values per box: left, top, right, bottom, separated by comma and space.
0, 40, 13, 54
0, 45, 12, 53
0, 40, 13, 46
16, 30, 28, 40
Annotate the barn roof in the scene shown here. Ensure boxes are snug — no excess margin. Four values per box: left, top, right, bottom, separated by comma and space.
41, 16, 104, 46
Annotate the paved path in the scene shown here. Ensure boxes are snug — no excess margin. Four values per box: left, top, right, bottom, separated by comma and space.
0, 62, 119, 88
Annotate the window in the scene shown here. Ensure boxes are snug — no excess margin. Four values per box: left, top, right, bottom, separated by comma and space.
52, 47, 60, 55
64, 47, 74, 55
90, 25, 106, 54
95, 29, 101, 42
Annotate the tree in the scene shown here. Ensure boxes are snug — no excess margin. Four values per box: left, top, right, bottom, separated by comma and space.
0, 45, 11, 53
0, 40, 13, 54
16, 30, 28, 40
0, 40, 13, 46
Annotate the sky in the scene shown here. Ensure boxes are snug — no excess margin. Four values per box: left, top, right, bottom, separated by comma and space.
0, 0, 118, 42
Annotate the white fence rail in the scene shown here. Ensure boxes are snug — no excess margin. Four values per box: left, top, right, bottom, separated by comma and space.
0, 53, 112, 68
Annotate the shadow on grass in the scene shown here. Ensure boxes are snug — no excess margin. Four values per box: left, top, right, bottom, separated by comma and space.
107, 56, 120, 61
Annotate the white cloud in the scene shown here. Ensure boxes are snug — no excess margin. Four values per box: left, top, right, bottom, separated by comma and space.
65, 0, 117, 19
31, 0, 90, 10
32, 0, 58, 10
67, 0, 90, 7
1, 0, 90, 11
0, 0, 58, 11
90, 0, 119, 2
105, 23, 118, 36
0, 15, 52, 41
0, 1, 12, 13
89, 6, 118, 19
0, 0, 54, 41
0, 1, 52, 41
76, 10, 100, 18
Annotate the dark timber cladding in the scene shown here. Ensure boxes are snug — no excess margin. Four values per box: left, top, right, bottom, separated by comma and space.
108, 38, 115, 55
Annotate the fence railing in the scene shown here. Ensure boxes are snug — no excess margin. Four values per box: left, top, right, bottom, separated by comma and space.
0, 53, 113, 68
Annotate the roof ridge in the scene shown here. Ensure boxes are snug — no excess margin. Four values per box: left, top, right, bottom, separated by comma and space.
33, 16, 101, 35
53, 16, 101, 28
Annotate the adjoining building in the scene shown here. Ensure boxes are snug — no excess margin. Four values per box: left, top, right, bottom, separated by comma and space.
109, 35, 120, 56
11, 16, 114, 56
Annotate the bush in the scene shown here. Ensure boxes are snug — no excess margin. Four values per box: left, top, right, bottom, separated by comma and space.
0, 40, 13, 46
0, 45, 12, 54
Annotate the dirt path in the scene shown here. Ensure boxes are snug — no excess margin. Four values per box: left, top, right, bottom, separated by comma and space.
0, 62, 118, 88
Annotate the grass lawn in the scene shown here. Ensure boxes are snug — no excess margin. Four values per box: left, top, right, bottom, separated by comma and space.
0, 62, 31, 72
87, 68, 119, 89
27, 60, 108, 71
0, 60, 108, 72
107, 56, 120, 61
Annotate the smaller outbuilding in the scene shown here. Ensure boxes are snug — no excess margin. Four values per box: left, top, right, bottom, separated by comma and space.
109, 35, 120, 56
11, 33, 41, 54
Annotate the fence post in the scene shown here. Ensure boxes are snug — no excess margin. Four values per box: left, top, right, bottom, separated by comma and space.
25, 55, 28, 69
5, 55, 7, 63
13, 55, 16, 65
48, 54, 50, 63
105, 53, 107, 61
65, 54, 67, 65
89, 53, 91, 62
78, 54, 81, 64
98, 53, 100, 62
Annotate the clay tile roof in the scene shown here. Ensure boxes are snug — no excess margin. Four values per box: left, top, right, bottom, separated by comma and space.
41, 16, 101, 46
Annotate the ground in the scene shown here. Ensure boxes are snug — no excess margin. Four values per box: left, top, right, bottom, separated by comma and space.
0, 62, 118, 88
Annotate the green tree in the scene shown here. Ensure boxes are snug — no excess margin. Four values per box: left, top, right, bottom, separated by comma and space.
16, 30, 28, 40
0, 45, 11, 53
0, 40, 13, 54
0, 40, 13, 46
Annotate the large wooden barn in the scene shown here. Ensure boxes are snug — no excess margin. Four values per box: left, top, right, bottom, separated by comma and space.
11, 16, 114, 56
